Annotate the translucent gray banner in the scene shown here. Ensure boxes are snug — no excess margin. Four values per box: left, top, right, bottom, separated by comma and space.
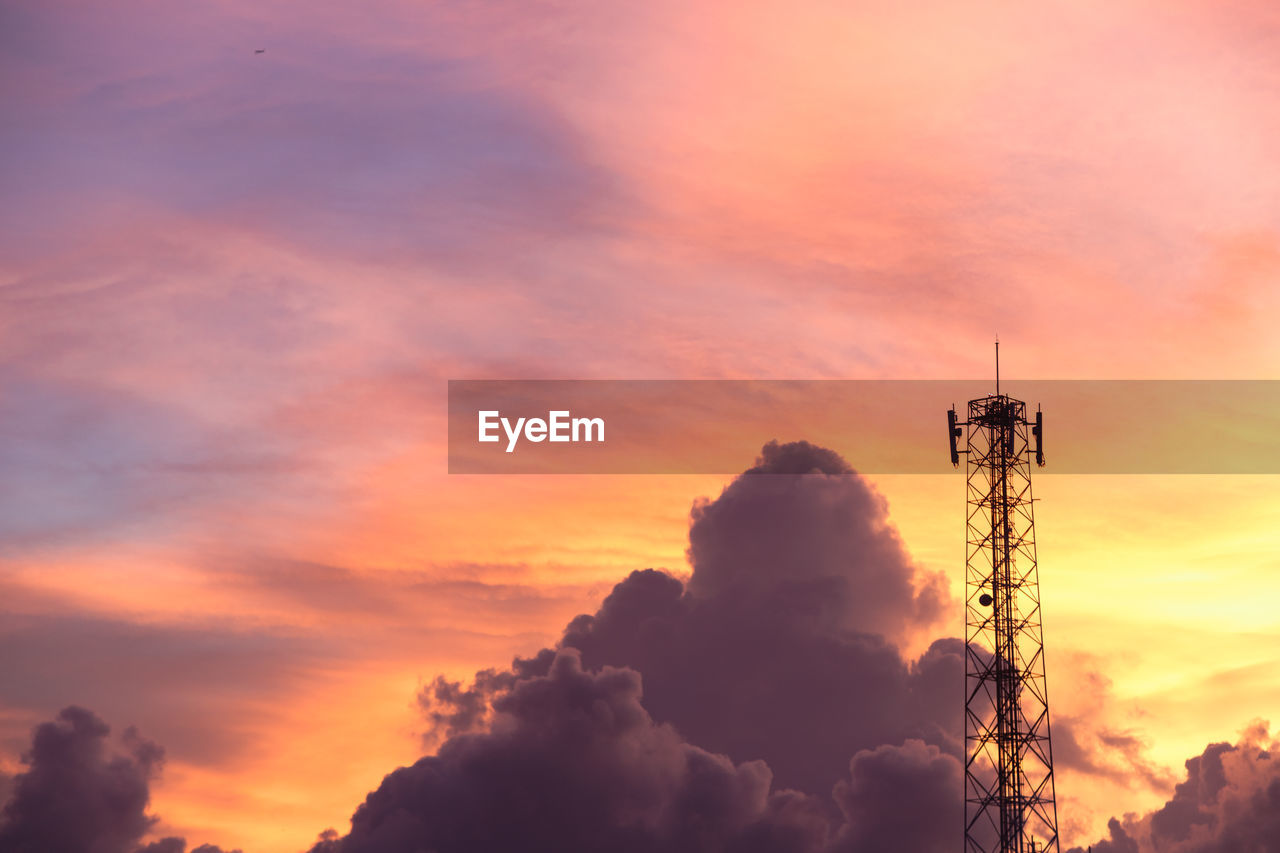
447, 380, 1280, 474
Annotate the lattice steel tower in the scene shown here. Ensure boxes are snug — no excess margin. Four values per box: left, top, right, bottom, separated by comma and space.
947, 349, 1059, 853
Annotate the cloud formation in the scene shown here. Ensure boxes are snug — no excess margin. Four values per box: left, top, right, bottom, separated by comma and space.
0, 706, 238, 853
0, 706, 160, 853
321, 648, 837, 853
528, 440, 959, 795
3, 442, 1272, 853
685, 440, 946, 638
325, 442, 965, 850
325, 646, 966, 853
137, 840, 239, 853
348, 438, 1198, 845
1067, 722, 1280, 853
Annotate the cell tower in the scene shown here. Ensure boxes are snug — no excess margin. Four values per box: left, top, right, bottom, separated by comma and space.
946, 344, 1059, 853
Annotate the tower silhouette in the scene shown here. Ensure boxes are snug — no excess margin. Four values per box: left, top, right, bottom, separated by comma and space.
947, 356, 1059, 853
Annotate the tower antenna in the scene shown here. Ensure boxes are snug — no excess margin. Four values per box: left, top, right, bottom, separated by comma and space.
945, 375, 1057, 853
995, 337, 1000, 395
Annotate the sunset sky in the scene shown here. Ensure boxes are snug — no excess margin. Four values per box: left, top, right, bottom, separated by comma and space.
2, 1, 1280, 851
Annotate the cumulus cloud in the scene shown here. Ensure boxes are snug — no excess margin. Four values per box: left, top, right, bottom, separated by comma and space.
685, 440, 946, 639
0, 706, 238, 853
317, 648, 838, 853
830, 740, 962, 853
521, 440, 961, 795
1066, 722, 1280, 853
330, 646, 967, 853
136, 841, 240, 853
543, 569, 964, 796
417, 668, 518, 749
16, 441, 1248, 853
1052, 714, 1176, 794
136, 841, 189, 853
337, 442, 966, 851
0, 706, 162, 853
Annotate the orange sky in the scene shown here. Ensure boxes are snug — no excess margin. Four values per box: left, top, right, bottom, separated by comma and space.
2, 0, 1280, 850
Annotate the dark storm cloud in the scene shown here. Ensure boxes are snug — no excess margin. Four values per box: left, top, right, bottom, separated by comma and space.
1076, 819, 1141, 853
1067, 723, 1280, 853
685, 440, 948, 638
136, 841, 188, 853
829, 740, 961, 853
417, 668, 515, 748
0, 706, 161, 853
543, 569, 963, 795
137, 840, 241, 853
518, 440, 961, 794
315, 649, 835, 853
325, 442, 967, 851
0, 707, 241, 853
330, 647, 965, 853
